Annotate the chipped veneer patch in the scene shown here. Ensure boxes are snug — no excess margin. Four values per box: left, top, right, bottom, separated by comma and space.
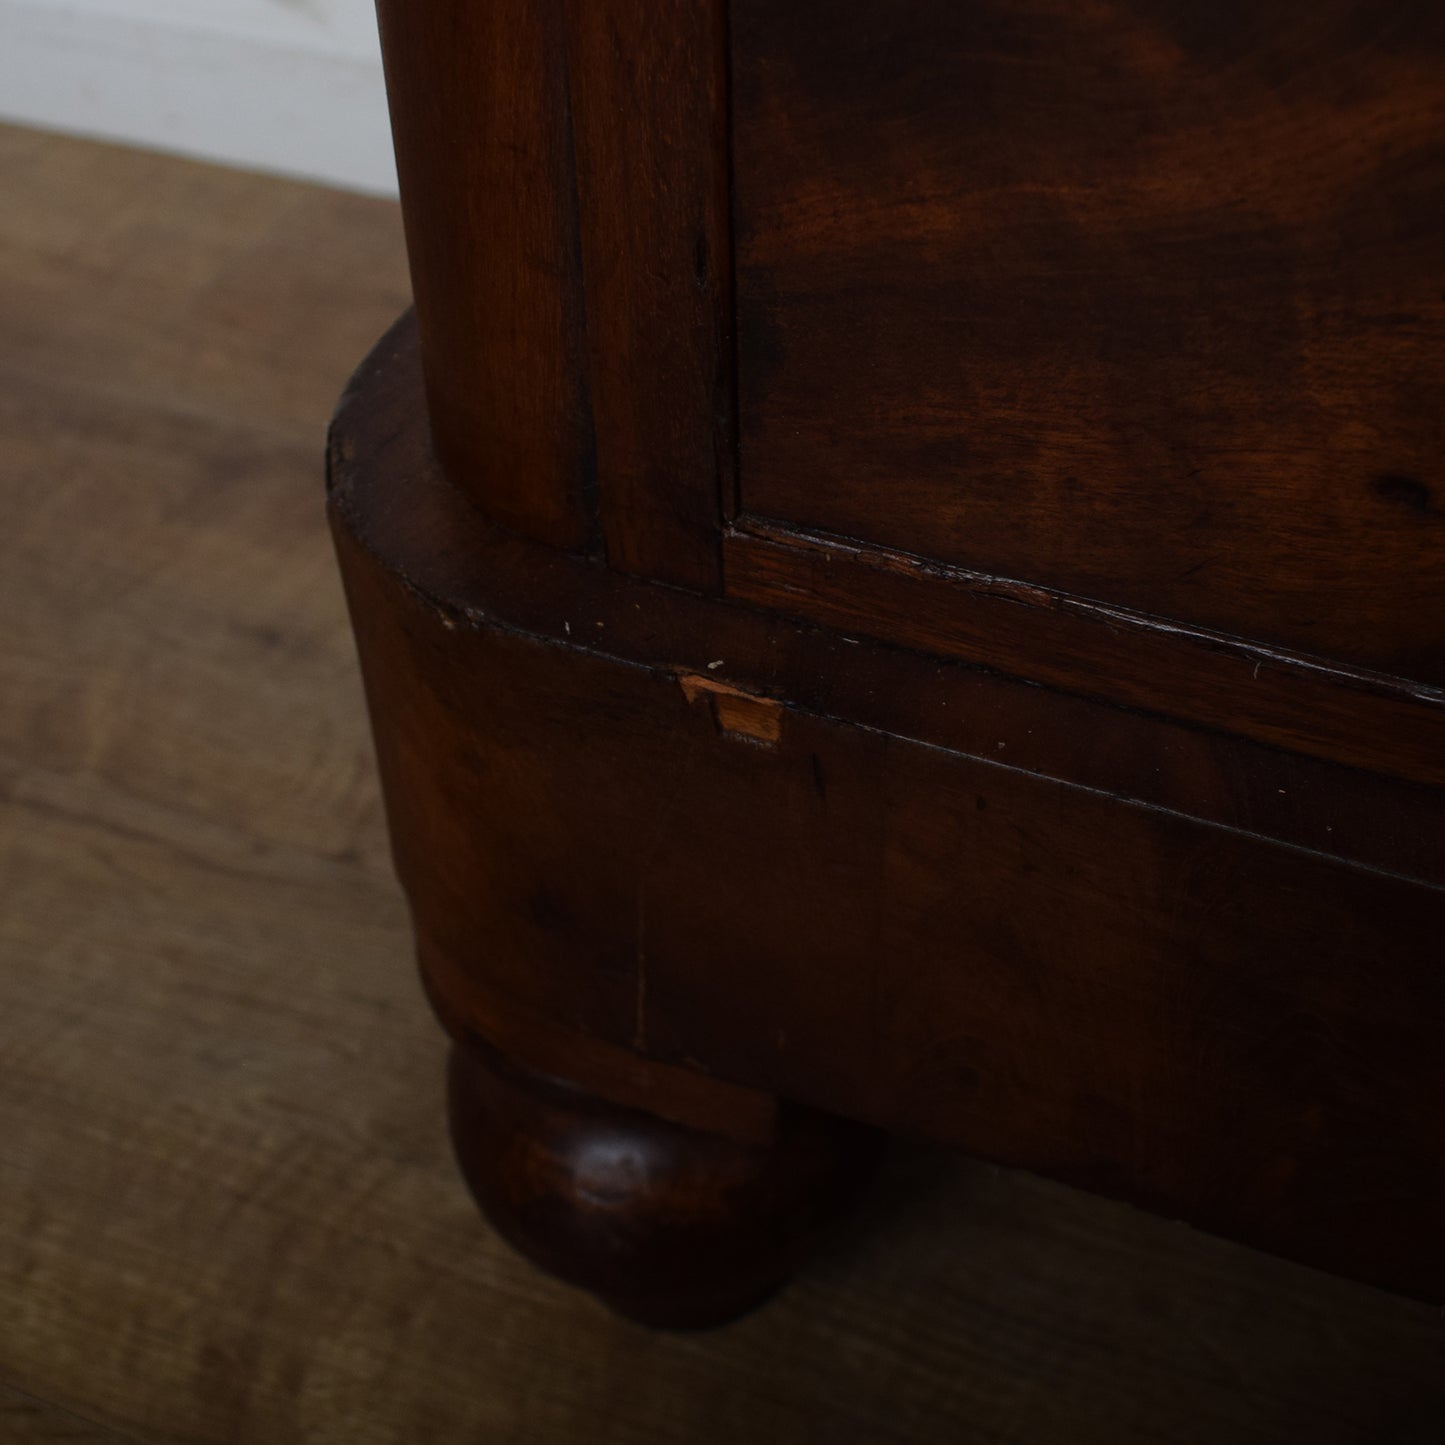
678, 672, 784, 746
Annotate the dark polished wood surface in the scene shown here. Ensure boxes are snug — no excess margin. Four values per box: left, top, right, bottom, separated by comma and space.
733, 0, 1445, 681
340, 0, 1445, 1321
374, 0, 593, 551
448, 1040, 878, 1328
336, 321, 1445, 891
375, 0, 733, 587
331, 322, 1445, 1302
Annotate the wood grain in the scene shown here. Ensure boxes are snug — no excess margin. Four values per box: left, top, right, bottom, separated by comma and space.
0, 1384, 138, 1443
375, 0, 733, 585
375, 0, 597, 549
4, 123, 1443, 1443
336, 316, 1445, 893
567, 0, 732, 588
732, 0, 1445, 681
334, 429, 1445, 1297
725, 521, 1445, 791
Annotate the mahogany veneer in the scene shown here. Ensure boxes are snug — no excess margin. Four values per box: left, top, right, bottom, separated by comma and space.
331, 0, 1445, 1323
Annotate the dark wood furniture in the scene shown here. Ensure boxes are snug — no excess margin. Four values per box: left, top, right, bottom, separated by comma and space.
330, 0, 1445, 1326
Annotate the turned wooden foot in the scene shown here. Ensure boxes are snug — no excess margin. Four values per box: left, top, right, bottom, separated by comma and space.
446, 1041, 878, 1328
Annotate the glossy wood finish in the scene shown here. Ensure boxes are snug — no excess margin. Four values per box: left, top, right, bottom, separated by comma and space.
375, 0, 730, 588
565, 1, 734, 585
448, 1041, 878, 1328
732, 0, 1445, 681
375, 0, 592, 550
330, 326, 1445, 1302
339, 319, 1445, 893
725, 522, 1445, 791
352, 0, 1445, 1321
375, 0, 1445, 796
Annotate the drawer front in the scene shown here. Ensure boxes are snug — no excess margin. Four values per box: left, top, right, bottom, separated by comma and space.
732, 0, 1445, 683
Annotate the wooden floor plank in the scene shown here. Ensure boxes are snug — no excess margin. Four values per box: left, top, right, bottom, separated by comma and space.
0, 1383, 144, 1443
1, 123, 1442, 1445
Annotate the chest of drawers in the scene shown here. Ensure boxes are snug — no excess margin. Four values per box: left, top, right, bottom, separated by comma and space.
331, 0, 1445, 1325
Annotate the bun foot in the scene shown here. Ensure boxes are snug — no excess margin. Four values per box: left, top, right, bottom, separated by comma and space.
446, 1041, 879, 1329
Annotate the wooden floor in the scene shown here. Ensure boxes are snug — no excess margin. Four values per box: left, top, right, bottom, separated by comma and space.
0, 125, 1441, 1445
